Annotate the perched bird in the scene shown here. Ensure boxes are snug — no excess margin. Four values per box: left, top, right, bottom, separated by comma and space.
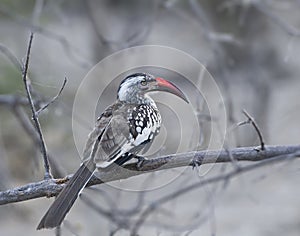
37, 73, 188, 229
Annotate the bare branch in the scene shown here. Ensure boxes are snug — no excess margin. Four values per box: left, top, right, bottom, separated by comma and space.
239, 110, 265, 150
21, 32, 51, 179
35, 77, 67, 116
0, 145, 299, 206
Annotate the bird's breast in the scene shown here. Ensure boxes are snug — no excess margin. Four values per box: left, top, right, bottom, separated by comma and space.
128, 104, 161, 146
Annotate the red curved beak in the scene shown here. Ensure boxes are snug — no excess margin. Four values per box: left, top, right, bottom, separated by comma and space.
155, 77, 189, 103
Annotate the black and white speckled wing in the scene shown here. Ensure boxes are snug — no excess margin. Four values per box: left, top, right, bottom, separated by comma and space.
83, 102, 161, 168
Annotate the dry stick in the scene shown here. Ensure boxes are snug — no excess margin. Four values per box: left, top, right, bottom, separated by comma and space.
1, 145, 300, 206
21, 32, 51, 179
240, 110, 265, 150
35, 77, 67, 116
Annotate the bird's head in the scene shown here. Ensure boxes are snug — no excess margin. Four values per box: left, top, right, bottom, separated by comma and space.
117, 73, 189, 104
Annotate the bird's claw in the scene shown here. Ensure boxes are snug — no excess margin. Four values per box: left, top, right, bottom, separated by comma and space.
254, 145, 265, 152
136, 156, 147, 169
191, 158, 202, 169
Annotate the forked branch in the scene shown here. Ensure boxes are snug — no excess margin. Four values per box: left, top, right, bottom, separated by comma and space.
21, 32, 52, 179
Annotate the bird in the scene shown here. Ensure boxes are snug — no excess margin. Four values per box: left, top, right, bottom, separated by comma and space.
37, 72, 189, 229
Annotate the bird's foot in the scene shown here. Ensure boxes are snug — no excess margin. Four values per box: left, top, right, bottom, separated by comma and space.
191, 158, 202, 169
135, 156, 147, 169
254, 145, 266, 152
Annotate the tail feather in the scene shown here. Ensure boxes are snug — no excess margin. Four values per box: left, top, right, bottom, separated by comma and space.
37, 160, 95, 229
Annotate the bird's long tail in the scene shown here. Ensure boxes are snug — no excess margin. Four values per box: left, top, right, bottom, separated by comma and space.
37, 160, 96, 229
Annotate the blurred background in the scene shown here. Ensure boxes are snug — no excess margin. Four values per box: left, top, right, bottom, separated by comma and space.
0, 0, 300, 235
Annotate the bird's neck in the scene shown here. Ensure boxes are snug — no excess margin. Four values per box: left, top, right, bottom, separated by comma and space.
119, 93, 157, 107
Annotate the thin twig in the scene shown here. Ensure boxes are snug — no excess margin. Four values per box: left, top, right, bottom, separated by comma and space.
35, 77, 67, 116
239, 110, 265, 150
21, 32, 52, 179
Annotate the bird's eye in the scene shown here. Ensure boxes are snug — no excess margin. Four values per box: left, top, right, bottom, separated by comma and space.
140, 80, 147, 86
